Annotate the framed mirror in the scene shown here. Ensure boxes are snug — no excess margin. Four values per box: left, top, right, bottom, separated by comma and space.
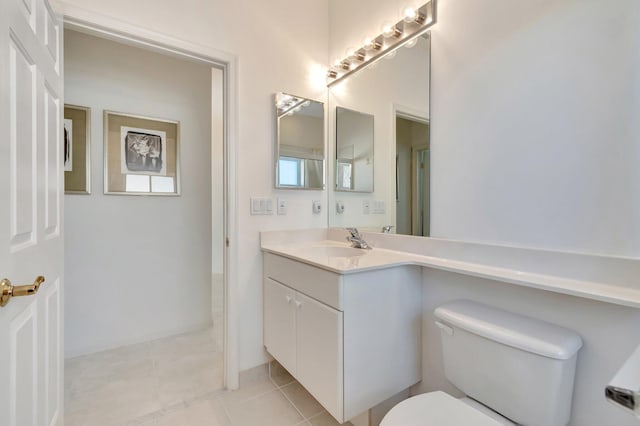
328, 33, 430, 234
275, 92, 325, 190
335, 107, 374, 192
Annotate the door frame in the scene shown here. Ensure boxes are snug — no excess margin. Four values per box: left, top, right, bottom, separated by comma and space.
60, 7, 240, 389
391, 104, 429, 237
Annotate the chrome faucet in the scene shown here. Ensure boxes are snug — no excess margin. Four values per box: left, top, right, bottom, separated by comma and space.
381, 225, 394, 233
346, 228, 371, 249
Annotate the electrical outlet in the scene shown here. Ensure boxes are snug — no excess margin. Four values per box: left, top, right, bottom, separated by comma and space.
336, 201, 345, 214
362, 200, 370, 214
277, 198, 288, 215
312, 200, 321, 214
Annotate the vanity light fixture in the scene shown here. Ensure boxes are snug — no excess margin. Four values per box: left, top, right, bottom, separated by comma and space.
276, 94, 311, 118
326, 0, 436, 87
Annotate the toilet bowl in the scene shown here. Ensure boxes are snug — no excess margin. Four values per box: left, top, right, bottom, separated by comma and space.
381, 391, 514, 425
380, 300, 583, 426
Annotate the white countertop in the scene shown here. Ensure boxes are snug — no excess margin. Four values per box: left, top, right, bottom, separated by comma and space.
260, 229, 640, 309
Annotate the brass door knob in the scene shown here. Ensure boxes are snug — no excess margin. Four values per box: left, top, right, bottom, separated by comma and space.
0, 276, 45, 307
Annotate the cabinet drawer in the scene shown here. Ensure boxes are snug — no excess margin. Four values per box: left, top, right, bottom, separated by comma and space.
264, 253, 343, 310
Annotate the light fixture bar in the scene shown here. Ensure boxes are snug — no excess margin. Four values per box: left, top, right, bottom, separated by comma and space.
277, 98, 308, 117
327, 0, 437, 87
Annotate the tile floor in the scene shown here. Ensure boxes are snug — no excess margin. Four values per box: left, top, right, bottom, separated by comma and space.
65, 321, 351, 426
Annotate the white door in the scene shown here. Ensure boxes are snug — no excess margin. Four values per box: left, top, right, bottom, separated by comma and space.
0, 0, 64, 424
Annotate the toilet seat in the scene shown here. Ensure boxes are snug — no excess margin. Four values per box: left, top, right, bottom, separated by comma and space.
380, 391, 511, 426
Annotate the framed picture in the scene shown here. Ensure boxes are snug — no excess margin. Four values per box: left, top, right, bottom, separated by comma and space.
104, 111, 180, 196
64, 105, 91, 194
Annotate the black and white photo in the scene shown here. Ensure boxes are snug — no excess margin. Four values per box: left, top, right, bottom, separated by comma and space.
104, 111, 179, 195
120, 127, 166, 176
64, 118, 73, 172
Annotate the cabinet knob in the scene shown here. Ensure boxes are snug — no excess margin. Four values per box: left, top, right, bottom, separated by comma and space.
286, 296, 292, 304
295, 301, 302, 309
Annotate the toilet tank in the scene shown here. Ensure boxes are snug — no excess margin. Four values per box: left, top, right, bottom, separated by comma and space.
434, 300, 583, 426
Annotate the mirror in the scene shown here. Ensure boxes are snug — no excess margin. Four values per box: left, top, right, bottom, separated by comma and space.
275, 92, 325, 189
328, 34, 430, 235
336, 107, 374, 192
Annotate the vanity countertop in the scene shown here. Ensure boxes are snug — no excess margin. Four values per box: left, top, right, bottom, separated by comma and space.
260, 229, 640, 309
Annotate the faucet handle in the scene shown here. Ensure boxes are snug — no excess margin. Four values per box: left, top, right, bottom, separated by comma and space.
346, 227, 360, 238
382, 225, 394, 233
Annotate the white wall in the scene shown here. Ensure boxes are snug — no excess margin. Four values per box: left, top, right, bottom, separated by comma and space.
58, 0, 329, 368
329, 0, 640, 425
330, 0, 640, 257
64, 30, 214, 357
429, 0, 640, 256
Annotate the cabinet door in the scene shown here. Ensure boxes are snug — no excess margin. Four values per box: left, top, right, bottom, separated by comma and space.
296, 292, 344, 422
264, 278, 297, 375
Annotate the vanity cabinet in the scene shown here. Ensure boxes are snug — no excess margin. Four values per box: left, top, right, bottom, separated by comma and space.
263, 252, 422, 423
264, 278, 343, 417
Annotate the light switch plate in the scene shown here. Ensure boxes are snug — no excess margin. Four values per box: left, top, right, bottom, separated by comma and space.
250, 197, 274, 215
372, 200, 386, 214
336, 201, 345, 214
265, 199, 274, 214
312, 200, 321, 214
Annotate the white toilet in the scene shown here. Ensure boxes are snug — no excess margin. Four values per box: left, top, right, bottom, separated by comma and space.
381, 300, 583, 426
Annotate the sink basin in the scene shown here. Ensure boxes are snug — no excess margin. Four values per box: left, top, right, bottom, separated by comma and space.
300, 245, 367, 258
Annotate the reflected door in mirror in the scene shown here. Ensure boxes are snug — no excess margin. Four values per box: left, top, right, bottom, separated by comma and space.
335, 106, 374, 193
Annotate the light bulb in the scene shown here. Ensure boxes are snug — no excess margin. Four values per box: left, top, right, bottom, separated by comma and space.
382, 23, 403, 38
382, 23, 395, 38
403, 7, 417, 23
364, 36, 382, 51
345, 47, 356, 58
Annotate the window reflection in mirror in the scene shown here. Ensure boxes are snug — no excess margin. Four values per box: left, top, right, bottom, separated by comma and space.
275, 93, 325, 190
328, 33, 430, 235
335, 107, 374, 192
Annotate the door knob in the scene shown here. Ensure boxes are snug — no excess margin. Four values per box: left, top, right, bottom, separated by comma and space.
0, 276, 45, 307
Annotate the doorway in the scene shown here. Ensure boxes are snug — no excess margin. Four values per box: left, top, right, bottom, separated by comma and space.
63, 27, 228, 426
395, 114, 430, 237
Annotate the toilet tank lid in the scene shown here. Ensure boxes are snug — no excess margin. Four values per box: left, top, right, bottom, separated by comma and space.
434, 300, 583, 360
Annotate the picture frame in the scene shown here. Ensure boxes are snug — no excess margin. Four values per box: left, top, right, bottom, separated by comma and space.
64, 104, 91, 194
104, 111, 180, 196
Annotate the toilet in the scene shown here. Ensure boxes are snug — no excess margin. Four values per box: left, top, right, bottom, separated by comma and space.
381, 300, 583, 426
